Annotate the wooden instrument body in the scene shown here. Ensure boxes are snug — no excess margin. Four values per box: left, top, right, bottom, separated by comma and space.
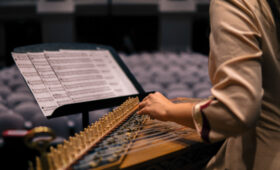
32, 97, 222, 170
119, 97, 215, 170
120, 120, 203, 169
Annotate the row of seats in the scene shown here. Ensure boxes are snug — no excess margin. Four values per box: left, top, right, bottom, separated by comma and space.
120, 52, 211, 98
0, 51, 211, 145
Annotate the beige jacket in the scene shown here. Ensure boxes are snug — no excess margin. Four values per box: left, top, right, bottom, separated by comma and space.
192, 0, 280, 169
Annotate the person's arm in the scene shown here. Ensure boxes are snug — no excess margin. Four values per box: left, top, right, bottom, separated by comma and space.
137, 92, 196, 128
139, 0, 263, 144
192, 0, 263, 143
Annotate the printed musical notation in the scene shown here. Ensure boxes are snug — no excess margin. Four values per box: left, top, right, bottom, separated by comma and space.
12, 49, 138, 117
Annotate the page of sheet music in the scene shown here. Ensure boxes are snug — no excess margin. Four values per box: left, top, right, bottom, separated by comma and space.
12, 49, 138, 117
28, 52, 73, 106
12, 53, 58, 116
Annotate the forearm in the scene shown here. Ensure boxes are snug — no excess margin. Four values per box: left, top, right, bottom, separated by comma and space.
166, 103, 196, 129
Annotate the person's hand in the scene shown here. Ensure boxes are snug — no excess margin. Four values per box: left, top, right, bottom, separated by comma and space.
137, 92, 175, 121
137, 92, 196, 128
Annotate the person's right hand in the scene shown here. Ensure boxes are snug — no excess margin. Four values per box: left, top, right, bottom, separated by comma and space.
137, 92, 174, 121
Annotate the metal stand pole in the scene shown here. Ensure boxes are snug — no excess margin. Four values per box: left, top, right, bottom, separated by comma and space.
82, 111, 89, 129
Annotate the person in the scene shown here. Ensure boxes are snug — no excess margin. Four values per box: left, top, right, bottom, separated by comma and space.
137, 0, 280, 169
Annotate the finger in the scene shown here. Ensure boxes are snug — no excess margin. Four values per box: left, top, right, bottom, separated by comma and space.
138, 101, 148, 110
144, 92, 158, 101
137, 107, 148, 115
149, 115, 155, 119
154, 91, 160, 95
140, 99, 152, 108
138, 106, 153, 115
155, 92, 166, 99
142, 94, 151, 101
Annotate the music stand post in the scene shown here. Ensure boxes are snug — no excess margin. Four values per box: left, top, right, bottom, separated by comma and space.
82, 111, 89, 129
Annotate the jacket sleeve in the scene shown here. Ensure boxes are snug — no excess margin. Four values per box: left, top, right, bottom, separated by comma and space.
192, 0, 263, 143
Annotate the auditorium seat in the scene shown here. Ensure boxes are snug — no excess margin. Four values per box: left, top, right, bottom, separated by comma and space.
180, 74, 201, 89
143, 83, 166, 95
0, 113, 25, 138
8, 79, 26, 92
0, 86, 11, 100
148, 65, 166, 76
167, 89, 194, 99
167, 83, 190, 92
0, 69, 12, 85
14, 102, 42, 121
196, 90, 212, 99
0, 96, 5, 105
134, 74, 151, 87
15, 85, 31, 93
169, 66, 186, 78
154, 72, 177, 89
6, 92, 34, 108
192, 82, 211, 95
0, 104, 9, 115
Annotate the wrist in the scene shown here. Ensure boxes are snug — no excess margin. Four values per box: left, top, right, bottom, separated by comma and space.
165, 103, 178, 122
166, 102, 196, 127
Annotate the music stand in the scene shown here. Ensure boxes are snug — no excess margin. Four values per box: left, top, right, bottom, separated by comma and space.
13, 43, 147, 128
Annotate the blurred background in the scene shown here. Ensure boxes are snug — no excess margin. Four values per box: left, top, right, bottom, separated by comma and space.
0, 0, 212, 169
0, 0, 210, 66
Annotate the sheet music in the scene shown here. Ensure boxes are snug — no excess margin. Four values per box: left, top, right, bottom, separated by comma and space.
28, 52, 73, 106
12, 49, 138, 117
12, 53, 58, 116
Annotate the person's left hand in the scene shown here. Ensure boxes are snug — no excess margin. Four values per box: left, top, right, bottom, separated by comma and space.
137, 92, 175, 121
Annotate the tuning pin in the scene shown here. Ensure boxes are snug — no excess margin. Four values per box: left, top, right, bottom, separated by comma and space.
114, 108, 120, 117
104, 117, 109, 129
57, 145, 66, 166
57, 144, 63, 153
114, 108, 120, 116
97, 123, 103, 136
89, 128, 95, 142
51, 153, 58, 169
82, 131, 88, 147
85, 128, 90, 140
79, 132, 86, 148
64, 140, 74, 160
91, 123, 97, 137
47, 153, 55, 170
36, 156, 42, 170
110, 113, 115, 121
74, 133, 82, 152
92, 124, 98, 138
62, 145, 69, 164
100, 118, 105, 130
50, 146, 56, 154
85, 128, 92, 145
84, 128, 88, 137
69, 136, 74, 145
50, 148, 59, 168
63, 140, 69, 147
56, 150, 64, 167
107, 113, 112, 123
70, 136, 77, 154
